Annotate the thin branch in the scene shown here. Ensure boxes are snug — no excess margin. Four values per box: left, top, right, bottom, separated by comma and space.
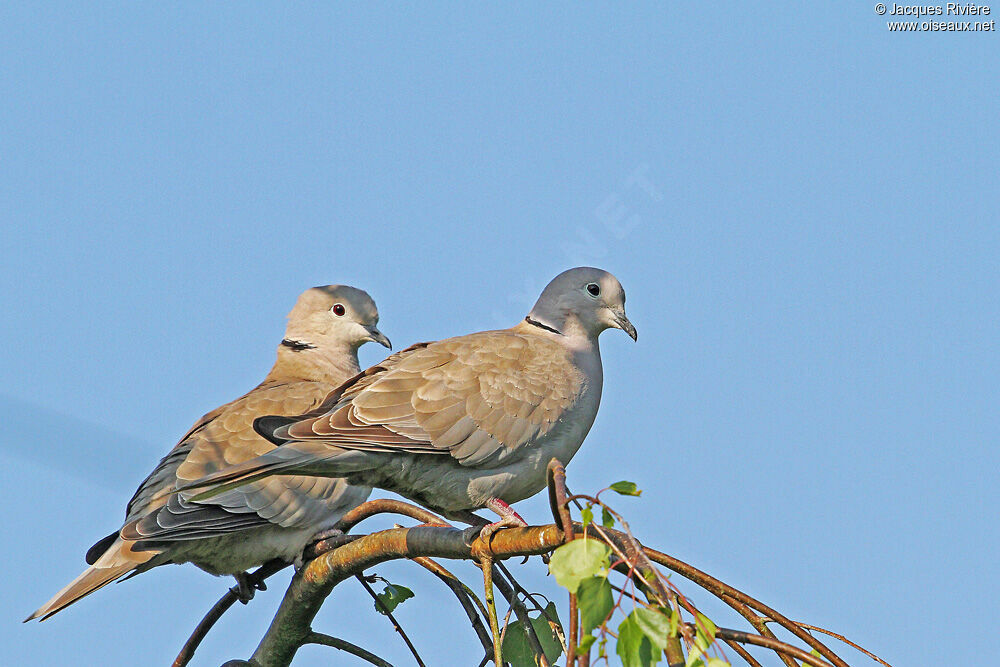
763, 619, 893, 667
684, 624, 836, 667
356, 573, 426, 667
172, 587, 240, 667
723, 638, 763, 667
303, 631, 393, 667
643, 547, 850, 667
336, 498, 451, 532
173, 558, 288, 667
717, 595, 797, 667
414, 557, 495, 660
479, 554, 504, 666
546, 459, 575, 539
490, 563, 550, 666
546, 460, 579, 666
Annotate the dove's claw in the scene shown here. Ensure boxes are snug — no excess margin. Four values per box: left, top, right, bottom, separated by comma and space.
296, 527, 347, 569
232, 572, 258, 604
476, 498, 529, 545
485, 498, 528, 528
310, 527, 345, 543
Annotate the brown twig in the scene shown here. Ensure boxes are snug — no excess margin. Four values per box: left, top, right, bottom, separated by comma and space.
336, 498, 451, 532
547, 459, 579, 665
489, 563, 550, 666
643, 547, 849, 667
683, 623, 836, 667
173, 558, 288, 667
414, 557, 495, 661
303, 631, 393, 667
764, 619, 893, 667
718, 595, 797, 667
556, 484, 843, 667
356, 573, 426, 667
546, 459, 575, 540
723, 638, 763, 667
479, 554, 504, 666
172, 587, 240, 667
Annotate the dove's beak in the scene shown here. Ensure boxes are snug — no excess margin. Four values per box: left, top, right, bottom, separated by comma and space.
364, 325, 392, 349
611, 310, 638, 341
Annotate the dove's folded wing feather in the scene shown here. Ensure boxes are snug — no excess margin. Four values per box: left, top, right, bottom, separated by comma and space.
274, 331, 586, 468
117, 380, 369, 543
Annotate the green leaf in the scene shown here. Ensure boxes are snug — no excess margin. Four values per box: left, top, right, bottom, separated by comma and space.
549, 539, 611, 593
695, 612, 718, 646
374, 583, 414, 615
686, 613, 719, 667
581, 505, 594, 527
617, 613, 660, 667
577, 576, 614, 634
501, 602, 564, 666
609, 480, 642, 496
664, 605, 679, 637
576, 634, 597, 654
706, 659, 730, 667
601, 506, 615, 528
633, 606, 672, 650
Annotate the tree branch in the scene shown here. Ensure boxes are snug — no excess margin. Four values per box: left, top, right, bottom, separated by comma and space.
685, 624, 836, 667
188, 473, 873, 667
414, 557, 495, 660
248, 524, 564, 666
643, 547, 849, 667
303, 631, 393, 667
356, 573, 426, 666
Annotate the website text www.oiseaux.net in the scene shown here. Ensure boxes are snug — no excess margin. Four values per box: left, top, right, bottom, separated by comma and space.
876, 3, 996, 30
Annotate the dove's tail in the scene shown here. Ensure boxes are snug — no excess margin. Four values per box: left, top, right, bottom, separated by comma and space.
25, 537, 156, 622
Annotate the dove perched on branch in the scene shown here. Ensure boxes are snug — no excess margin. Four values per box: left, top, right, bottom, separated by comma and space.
182, 267, 636, 535
27, 285, 391, 622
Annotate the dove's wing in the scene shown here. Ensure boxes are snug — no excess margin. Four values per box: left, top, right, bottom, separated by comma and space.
113, 380, 369, 545
275, 330, 586, 467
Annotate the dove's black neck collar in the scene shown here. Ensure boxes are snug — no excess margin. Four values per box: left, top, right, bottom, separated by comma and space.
281, 338, 316, 351
524, 316, 563, 336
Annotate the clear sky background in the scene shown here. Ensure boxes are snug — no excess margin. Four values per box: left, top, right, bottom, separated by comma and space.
2, 4, 997, 666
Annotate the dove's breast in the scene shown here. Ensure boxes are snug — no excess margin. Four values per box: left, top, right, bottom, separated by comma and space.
465, 343, 604, 507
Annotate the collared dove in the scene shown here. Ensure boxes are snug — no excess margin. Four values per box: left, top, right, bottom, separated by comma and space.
27, 285, 390, 622
182, 267, 636, 535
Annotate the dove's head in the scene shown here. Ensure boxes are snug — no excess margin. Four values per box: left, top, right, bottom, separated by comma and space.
285, 285, 391, 352
527, 267, 637, 341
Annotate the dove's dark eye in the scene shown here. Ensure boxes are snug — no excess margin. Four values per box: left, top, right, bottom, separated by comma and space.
332, 304, 346, 316
586, 283, 601, 297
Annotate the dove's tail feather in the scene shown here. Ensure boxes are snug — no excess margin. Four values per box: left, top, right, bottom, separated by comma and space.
25, 537, 156, 622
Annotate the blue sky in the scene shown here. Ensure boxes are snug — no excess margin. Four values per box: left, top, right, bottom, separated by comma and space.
2, 3, 997, 665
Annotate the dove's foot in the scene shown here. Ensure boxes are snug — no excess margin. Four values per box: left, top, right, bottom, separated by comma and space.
477, 498, 529, 544
310, 527, 345, 542
296, 527, 347, 569
232, 571, 265, 604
